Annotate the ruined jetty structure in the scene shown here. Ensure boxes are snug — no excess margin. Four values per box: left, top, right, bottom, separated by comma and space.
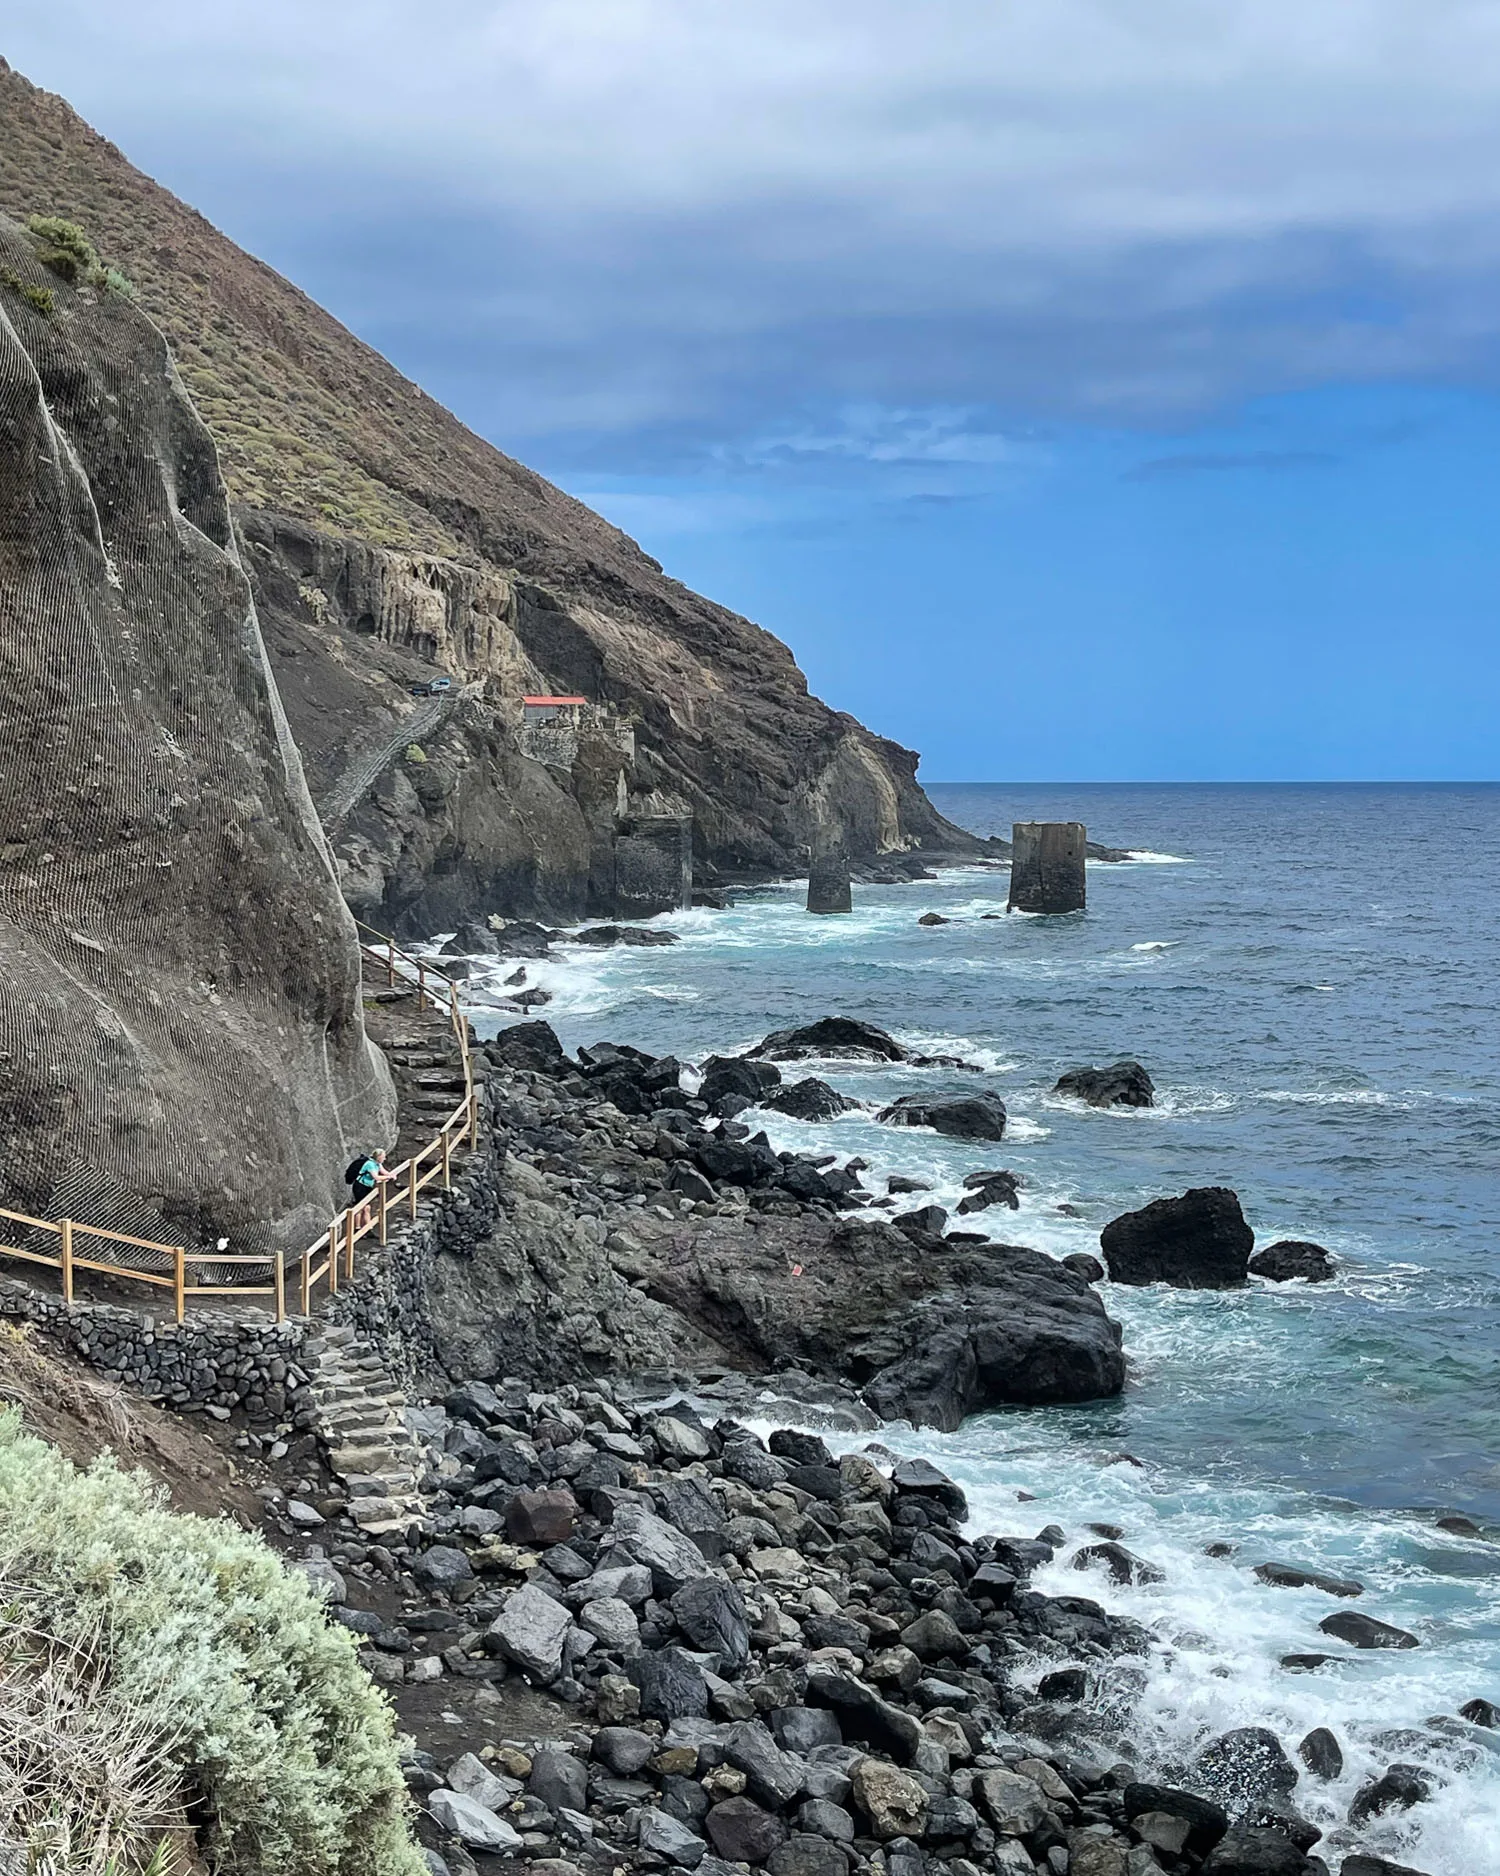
1007, 821, 1088, 914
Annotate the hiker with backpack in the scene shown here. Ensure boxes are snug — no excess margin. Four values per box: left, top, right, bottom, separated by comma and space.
344, 1147, 392, 1223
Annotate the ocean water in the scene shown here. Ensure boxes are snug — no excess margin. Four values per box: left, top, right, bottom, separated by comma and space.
446, 783, 1500, 1871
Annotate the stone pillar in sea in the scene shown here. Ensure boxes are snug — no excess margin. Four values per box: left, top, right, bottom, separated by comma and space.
807, 841, 852, 915
1008, 822, 1087, 914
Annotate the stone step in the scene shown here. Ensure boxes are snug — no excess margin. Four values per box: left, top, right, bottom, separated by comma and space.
343, 1472, 419, 1498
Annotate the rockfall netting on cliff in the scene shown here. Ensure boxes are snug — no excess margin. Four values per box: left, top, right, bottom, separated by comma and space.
0, 215, 393, 1262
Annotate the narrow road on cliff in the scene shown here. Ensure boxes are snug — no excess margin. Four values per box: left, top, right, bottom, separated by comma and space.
317, 685, 479, 829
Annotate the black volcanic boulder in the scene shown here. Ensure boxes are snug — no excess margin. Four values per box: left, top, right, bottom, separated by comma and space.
751, 1017, 909, 1062
486, 1020, 569, 1074
700, 1055, 782, 1115
762, 1077, 855, 1121
1249, 1240, 1336, 1283
572, 924, 679, 946
1054, 1060, 1155, 1108
877, 1093, 1007, 1141
956, 1170, 1021, 1213
1101, 1187, 1253, 1287
857, 1245, 1125, 1429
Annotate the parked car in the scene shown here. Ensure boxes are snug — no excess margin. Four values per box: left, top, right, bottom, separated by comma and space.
407, 676, 453, 696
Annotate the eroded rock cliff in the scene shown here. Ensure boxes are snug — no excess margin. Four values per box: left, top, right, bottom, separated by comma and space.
0, 215, 392, 1255
0, 60, 984, 933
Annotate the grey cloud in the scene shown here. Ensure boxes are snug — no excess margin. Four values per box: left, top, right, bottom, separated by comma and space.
10, 0, 1500, 452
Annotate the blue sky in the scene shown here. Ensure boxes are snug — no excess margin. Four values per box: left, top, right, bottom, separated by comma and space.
7, 1, 1500, 779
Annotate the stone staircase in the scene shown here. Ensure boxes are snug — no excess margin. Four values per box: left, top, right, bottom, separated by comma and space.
311, 1323, 430, 1538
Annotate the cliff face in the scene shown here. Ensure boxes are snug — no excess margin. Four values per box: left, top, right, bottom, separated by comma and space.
0, 215, 392, 1255
0, 60, 981, 933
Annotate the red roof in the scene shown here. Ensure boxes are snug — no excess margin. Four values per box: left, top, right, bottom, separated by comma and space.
523, 695, 586, 706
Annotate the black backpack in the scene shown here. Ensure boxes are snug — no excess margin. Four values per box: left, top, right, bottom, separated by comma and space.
344, 1155, 371, 1186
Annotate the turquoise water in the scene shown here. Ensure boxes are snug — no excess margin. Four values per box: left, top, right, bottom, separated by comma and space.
446, 784, 1500, 1871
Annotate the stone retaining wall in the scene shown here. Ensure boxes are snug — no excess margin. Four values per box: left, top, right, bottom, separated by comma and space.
0, 1278, 317, 1423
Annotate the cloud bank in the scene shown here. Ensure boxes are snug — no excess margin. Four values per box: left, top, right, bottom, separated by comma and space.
11, 0, 1500, 460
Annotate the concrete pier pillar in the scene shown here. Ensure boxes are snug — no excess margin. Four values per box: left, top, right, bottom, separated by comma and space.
1008, 822, 1086, 914
807, 843, 852, 915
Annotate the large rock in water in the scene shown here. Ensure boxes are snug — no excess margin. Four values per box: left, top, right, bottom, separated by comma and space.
762, 1077, 855, 1121
877, 1093, 1008, 1142
626, 1208, 1123, 1431
1101, 1188, 1253, 1288
751, 1018, 909, 1062
1249, 1240, 1336, 1283
0, 216, 392, 1255
1053, 1060, 1155, 1108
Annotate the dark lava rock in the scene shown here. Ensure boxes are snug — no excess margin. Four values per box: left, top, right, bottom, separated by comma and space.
1101, 1186, 1253, 1288
1249, 1240, 1337, 1283
1053, 1060, 1155, 1108
770, 1707, 842, 1754
671, 1578, 751, 1667
1038, 1666, 1088, 1702
1436, 1513, 1482, 1536
876, 1093, 1008, 1141
762, 1076, 855, 1121
893, 1204, 948, 1240
768, 1429, 833, 1467
1348, 1764, 1431, 1826
1280, 1654, 1335, 1672
593, 1727, 654, 1775
784, 1463, 842, 1502
887, 1174, 930, 1195
1201, 1825, 1316, 1874
1193, 1727, 1300, 1806
956, 1169, 1021, 1213
486, 1019, 569, 1073
768, 1835, 848, 1876
1122, 1784, 1230, 1857
1072, 1541, 1164, 1587
1319, 1611, 1419, 1650
751, 1017, 908, 1063
705, 1796, 787, 1863
891, 1457, 969, 1518
411, 1545, 473, 1592
1298, 1727, 1343, 1779
1459, 1696, 1500, 1727
1255, 1560, 1363, 1597
572, 924, 678, 946
529, 1745, 587, 1814
859, 1246, 1125, 1429
669, 1163, 716, 1204
1340, 1859, 1436, 1876
506, 1489, 578, 1546
803, 1665, 923, 1763
440, 918, 505, 956
1062, 1252, 1105, 1282
917, 912, 951, 926
807, 849, 853, 916
700, 1055, 782, 1114
631, 1646, 710, 1719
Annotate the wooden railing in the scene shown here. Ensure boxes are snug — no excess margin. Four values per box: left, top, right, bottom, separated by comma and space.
0, 922, 477, 1323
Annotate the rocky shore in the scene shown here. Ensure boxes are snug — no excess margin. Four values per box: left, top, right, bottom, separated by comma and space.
242, 1011, 1481, 1876
280, 1380, 1449, 1876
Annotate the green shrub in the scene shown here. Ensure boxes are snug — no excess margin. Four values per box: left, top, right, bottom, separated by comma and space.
0, 267, 55, 318
404, 745, 427, 764
26, 214, 98, 284
101, 265, 138, 301
0, 1409, 424, 1876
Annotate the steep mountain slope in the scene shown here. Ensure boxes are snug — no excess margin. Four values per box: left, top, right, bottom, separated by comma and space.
0, 212, 391, 1256
0, 58, 983, 933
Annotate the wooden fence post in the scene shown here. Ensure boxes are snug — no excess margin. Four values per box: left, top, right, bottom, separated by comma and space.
469, 1089, 479, 1148
442, 1130, 452, 1190
274, 1252, 286, 1323
327, 1221, 339, 1295
344, 1206, 356, 1280
378, 1178, 389, 1246
59, 1219, 73, 1306
407, 1159, 418, 1221
174, 1246, 185, 1324
300, 1249, 311, 1317
386, 939, 396, 987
